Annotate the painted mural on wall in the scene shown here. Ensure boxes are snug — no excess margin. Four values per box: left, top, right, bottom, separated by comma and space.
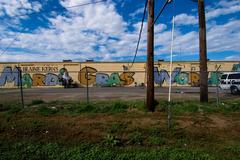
232, 64, 240, 71
154, 67, 200, 86
0, 66, 136, 88
0, 66, 71, 88
0, 67, 20, 86
0, 63, 239, 88
79, 67, 135, 87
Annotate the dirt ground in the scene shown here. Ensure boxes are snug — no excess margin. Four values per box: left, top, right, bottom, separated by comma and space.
0, 97, 240, 159
1, 111, 239, 147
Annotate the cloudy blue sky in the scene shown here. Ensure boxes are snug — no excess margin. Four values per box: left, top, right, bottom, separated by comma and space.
0, 0, 239, 62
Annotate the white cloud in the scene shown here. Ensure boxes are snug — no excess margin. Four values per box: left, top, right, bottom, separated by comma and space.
60, 0, 91, 8
206, 4, 240, 20
0, 0, 42, 18
225, 55, 240, 61
207, 20, 240, 52
174, 0, 240, 26
174, 13, 198, 25
0, 0, 239, 62
129, 6, 144, 18
218, 0, 240, 8
0, 51, 92, 62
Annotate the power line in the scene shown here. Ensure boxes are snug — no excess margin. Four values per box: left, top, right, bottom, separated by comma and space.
152, 0, 172, 26
65, 0, 106, 9
0, 32, 21, 57
129, 0, 148, 68
6, 0, 107, 18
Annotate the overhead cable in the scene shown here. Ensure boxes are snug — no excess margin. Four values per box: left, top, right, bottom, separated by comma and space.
7, 0, 107, 18
129, 0, 148, 68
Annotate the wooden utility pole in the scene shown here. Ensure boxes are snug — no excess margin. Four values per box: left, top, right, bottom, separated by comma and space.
146, 0, 155, 112
198, 0, 208, 102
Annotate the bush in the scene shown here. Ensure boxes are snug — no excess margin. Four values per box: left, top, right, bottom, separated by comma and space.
29, 99, 45, 106
109, 122, 127, 133
104, 134, 122, 147
37, 106, 58, 116
129, 131, 144, 145
64, 101, 129, 114
147, 136, 165, 146
3, 103, 23, 121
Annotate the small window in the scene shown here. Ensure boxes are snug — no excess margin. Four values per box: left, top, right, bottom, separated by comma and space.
228, 74, 240, 79
221, 74, 227, 79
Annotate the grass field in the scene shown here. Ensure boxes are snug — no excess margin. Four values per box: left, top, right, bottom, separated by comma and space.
0, 99, 240, 160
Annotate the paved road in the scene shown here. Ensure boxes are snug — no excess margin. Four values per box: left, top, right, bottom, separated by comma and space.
0, 86, 234, 103
0, 86, 222, 93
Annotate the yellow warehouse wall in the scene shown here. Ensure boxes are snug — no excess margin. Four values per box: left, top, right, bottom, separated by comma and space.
0, 61, 239, 88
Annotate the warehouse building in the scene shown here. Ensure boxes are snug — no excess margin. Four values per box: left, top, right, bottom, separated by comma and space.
0, 61, 239, 88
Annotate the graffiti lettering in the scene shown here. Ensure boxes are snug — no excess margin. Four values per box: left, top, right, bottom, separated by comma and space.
0, 67, 69, 87
0, 67, 19, 86
107, 73, 121, 86
208, 72, 223, 86
190, 72, 200, 86
154, 67, 181, 85
45, 73, 60, 86
22, 66, 58, 73
120, 72, 135, 85
96, 73, 109, 86
175, 72, 189, 85
32, 74, 45, 86
0, 63, 238, 88
22, 73, 33, 88
232, 64, 240, 71
79, 67, 97, 86
80, 67, 135, 86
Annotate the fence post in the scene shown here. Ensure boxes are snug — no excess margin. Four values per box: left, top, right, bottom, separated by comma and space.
86, 67, 89, 104
216, 65, 221, 107
17, 66, 24, 108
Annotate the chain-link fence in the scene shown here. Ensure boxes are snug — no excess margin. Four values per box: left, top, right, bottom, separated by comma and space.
0, 69, 239, 106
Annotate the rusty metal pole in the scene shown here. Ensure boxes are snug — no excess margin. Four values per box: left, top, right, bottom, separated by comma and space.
86, 67, 89, 104
216, 65, 221, 107
198, 0, 208, 102
16, 66, 24, 108
146, 0, 155, 112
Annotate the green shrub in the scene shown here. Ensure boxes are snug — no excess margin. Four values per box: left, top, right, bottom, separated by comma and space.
29, 99, 45, 106
224, 145, 240, 155
3, 103, 23, 121
37, 106, 58, 116
7, 104, 22, 114
147, 135, 165, 146
109, 122, 127, 133
168, 148, 214, 160
127, 100, 146, 111
63, 101, 129, 114
0, 103, 9, 112
129, 131, 144, 145
104, 134, 121, 147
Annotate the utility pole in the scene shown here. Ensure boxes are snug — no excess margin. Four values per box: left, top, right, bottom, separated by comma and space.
146, 0, 155, 112
198, 0, 208, 102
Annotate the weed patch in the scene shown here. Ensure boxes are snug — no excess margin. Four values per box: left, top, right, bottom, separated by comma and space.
0, 140, 218, 160
2, 103, 23, 121
147, 135, 165, 146
129, 131, 144, 145
103, 134, 122, 147
29, 99, 45, 106
37, 106, 58, 116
